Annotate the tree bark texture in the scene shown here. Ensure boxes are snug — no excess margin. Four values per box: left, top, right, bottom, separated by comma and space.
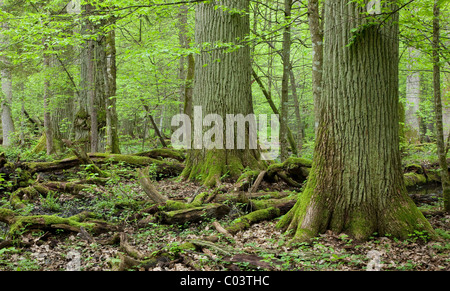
104, 29, 121, 154
182, 0, 264, 187
277, 1, 434, 241
432, 0, 450, 212
280, 0, 292, 161
308, 0, 323, 133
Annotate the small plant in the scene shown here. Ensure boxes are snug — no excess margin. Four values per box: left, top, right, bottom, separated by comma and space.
40, 191, 61, 212
0, 173, 13, 190
338, 234, 353, 246
408, 229, 431, 244
167, 242, 185, 256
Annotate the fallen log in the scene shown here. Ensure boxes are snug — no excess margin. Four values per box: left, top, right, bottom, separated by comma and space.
62, 139, 110, 178
159, 203, 230, 225
225, 207, 281, 235
112, 253, 172, 271
235, 157, 443, 190
0, 209, 119, 238
266, 157, 311, 187
17, 153, 184, 179
220, 199, 295, 236
9, 180, 102, 209
213, 191, 291, 204
135, 148, 186, 162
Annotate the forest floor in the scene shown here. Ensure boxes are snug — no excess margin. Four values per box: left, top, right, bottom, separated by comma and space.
1, 167, 449, 272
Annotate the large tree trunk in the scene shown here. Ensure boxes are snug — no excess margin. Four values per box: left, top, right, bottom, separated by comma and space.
280, 0, 292, 161
88, 37, 98, 153
277, 1, 434, 242
432, 0, 450, 212
75, 4, 94, 152
181, 0, 264, 187
104, 29, 120, 154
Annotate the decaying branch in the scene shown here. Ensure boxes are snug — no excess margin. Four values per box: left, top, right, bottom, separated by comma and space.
137, 167, 168, 203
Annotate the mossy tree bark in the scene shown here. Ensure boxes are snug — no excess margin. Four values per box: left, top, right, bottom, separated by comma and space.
182, 0, 264, 187
277, 1, 434, 242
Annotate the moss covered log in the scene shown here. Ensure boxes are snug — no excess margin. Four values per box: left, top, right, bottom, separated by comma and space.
18, 153, 184, 178
9, 181, 100, 209
225, 207, 281, 235
0, 209, 118, 237
135, 148, 186, 162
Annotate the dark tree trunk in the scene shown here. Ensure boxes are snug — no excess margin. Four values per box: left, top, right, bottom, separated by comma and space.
432, 0, 450, 212
277, 1, 434, 242
182, 0, 264, 187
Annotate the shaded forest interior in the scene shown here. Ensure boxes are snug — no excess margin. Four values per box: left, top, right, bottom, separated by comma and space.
0, 0, 449, 271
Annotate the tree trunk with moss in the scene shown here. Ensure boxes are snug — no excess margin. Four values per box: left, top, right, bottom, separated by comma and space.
182, 0, 264, 187
277, 1, 434, 242
432, 0, 450, 212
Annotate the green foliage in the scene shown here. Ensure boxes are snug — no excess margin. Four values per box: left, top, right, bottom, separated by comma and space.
39, 191, 61, 212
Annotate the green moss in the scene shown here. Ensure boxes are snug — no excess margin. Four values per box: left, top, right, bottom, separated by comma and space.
267, 162, 282, 173
137, 149, 185, 161
385, 196, 436, 240
227, 207, 280, 234
235, 170, 260, 190
425, 169, 440, 183
276, 169, 316, 231
344, 209, 377, 241
236, 170, 260, 183
30, 133, 47, 155
10, 186, 40, 209
251, 197, 294, 210
191, 192, 209, 206
201, 150, 227, 187
284, 157, 312, 168
165, 200, 194, 211
179, 242, 197, 251
404, 172, 427, 187
182, 147, 266, 187
0, 208, 16, 222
